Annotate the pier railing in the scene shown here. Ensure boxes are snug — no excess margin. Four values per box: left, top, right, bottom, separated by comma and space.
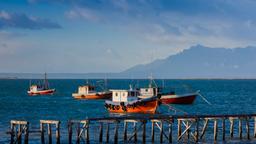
7, 114, 256, 143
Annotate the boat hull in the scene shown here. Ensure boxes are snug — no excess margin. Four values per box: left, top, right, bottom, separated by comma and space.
160, 93, 197, 104
72, 92, 112, 100
27, 89, 55, 95
105, 99, 158, 114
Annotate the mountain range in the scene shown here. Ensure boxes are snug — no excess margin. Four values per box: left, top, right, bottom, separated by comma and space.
1, 45, 256, 79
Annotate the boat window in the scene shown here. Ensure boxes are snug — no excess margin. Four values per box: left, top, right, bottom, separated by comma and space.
115, 92, 118, 97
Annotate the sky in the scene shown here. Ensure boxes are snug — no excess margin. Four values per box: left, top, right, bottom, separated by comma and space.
1, 0, 256, 73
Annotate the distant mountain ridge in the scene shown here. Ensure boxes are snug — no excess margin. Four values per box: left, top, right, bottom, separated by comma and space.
121, 45, 256, 79
1, 45, 256, 79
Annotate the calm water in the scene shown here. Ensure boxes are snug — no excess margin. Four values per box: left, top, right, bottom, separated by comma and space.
1, 79, 256, 143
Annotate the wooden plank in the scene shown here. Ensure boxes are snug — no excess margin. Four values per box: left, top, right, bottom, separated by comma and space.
40, 120, 60, 125
11, 120, 28, 125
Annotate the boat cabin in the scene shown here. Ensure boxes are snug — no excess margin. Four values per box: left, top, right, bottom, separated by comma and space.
77, 85, 95, 94
30, 85, 38, 92
140, 87, 158, 97
111, 90, 138, 102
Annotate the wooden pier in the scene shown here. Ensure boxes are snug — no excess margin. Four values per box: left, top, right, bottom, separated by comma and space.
7, 114, 256, 143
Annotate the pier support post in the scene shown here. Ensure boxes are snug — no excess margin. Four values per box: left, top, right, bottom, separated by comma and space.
214, 119, 218, 141
177, 119, 181, 139
48, 124, 52, 144
124, 121, 127, 141
222, 118, 226, 141
168, 119, 173, 143
151, 121, 155, 142
200, 118, 209, 139
254, 117, 256, 138
24, 122, 29, 144
76, 123, 80, 144
56, 122, 60, 144
134, 122, 137, 142
106, 123, 109, 143
160, 121, 163, 143
114, 121, 119, 144
142, 120, 146, 143
10, 121, 29, 144
40, 120, 60, 144
239, 118, 242, 139
230, 118, 234, 138
68, 122, 72, 144
99, 122, 103, 142
40, 123, 45, 144
246, 117, 250, 140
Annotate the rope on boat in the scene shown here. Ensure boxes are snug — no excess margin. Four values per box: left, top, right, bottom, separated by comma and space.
162, 103, 188, 115
197, 90, 212, 105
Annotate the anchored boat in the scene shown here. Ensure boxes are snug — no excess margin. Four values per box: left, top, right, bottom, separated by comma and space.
72, 85, 112, 99
27, 73, 55, 95
105, 89, 159, 114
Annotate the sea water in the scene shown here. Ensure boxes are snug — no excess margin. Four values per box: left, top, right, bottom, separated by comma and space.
1, 79, 256, 143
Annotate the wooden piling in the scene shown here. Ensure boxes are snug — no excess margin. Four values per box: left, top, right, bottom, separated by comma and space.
99, 122, 103, 142
24, 123, 29, 144
68, 122, 72, 144
106, 123, 109, 143
142, 120, 146, 143
48, 124, 52, 144
86, 121, 89, 144
40, 123, 45, 144
76, 123, 80, 144
200, 118, 209, 139
151, 121, 155, 142
56, 122, 60, 144
230, 118, 234, 138
186, 121, 190, 140
134, 122, 137, 142
168, 121, 172, 143
18, 124, 21, 144
214, 119, 218, 141
177, 119, 181, 139
160, 121, 163, 143
10, 123, 14, 144
222, 118, 225, 141
114, 121, 119, 144
254, 117, 256, 138
246, 117, 250, 140
239, 118, 242, 139
195, 118, 199, 142
124, 121, 127, 141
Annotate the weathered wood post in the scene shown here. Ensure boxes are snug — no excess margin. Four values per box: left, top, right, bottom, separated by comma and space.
168, 119, 173, 143
239, 118, 242, 139
106, 123, 109, 143
246, 117, 250, 140
214, 119, 218, 141
24, 122, 29, 144
86, 120, 90, 144
68, 121, 72, 144
99, 122, 103, 142
114, 120, 119, 144
76, 123, 80, 144
230, 118, 234, 138
56, 122, 60, 144
40, 122, 45, 144
18, 124, 21, 144
134, 122, 137, 142
177, 119, 181, 139
222, 118, 226, 141
48, 124, 52, 144
195, 118, 199, 142
200, 118, 209, 139
254, 117, 256, 138
151, 121, 155, 142
142, 120, 146, 143
160, 121, 163, 143
10, 123, 14, 144
124, 121, 127, 141
186, 120, 190, 140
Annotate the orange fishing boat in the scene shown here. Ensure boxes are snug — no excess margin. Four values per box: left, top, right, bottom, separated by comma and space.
72, 85, 112, 99
105, 89, 159, 114
27, 73, 55, 95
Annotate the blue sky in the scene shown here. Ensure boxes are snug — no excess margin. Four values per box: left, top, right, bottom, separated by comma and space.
1, 0, 256, 73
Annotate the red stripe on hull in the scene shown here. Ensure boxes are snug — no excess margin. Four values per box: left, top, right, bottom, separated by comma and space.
160, 95, 196, 104
28, 89, 55, 95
